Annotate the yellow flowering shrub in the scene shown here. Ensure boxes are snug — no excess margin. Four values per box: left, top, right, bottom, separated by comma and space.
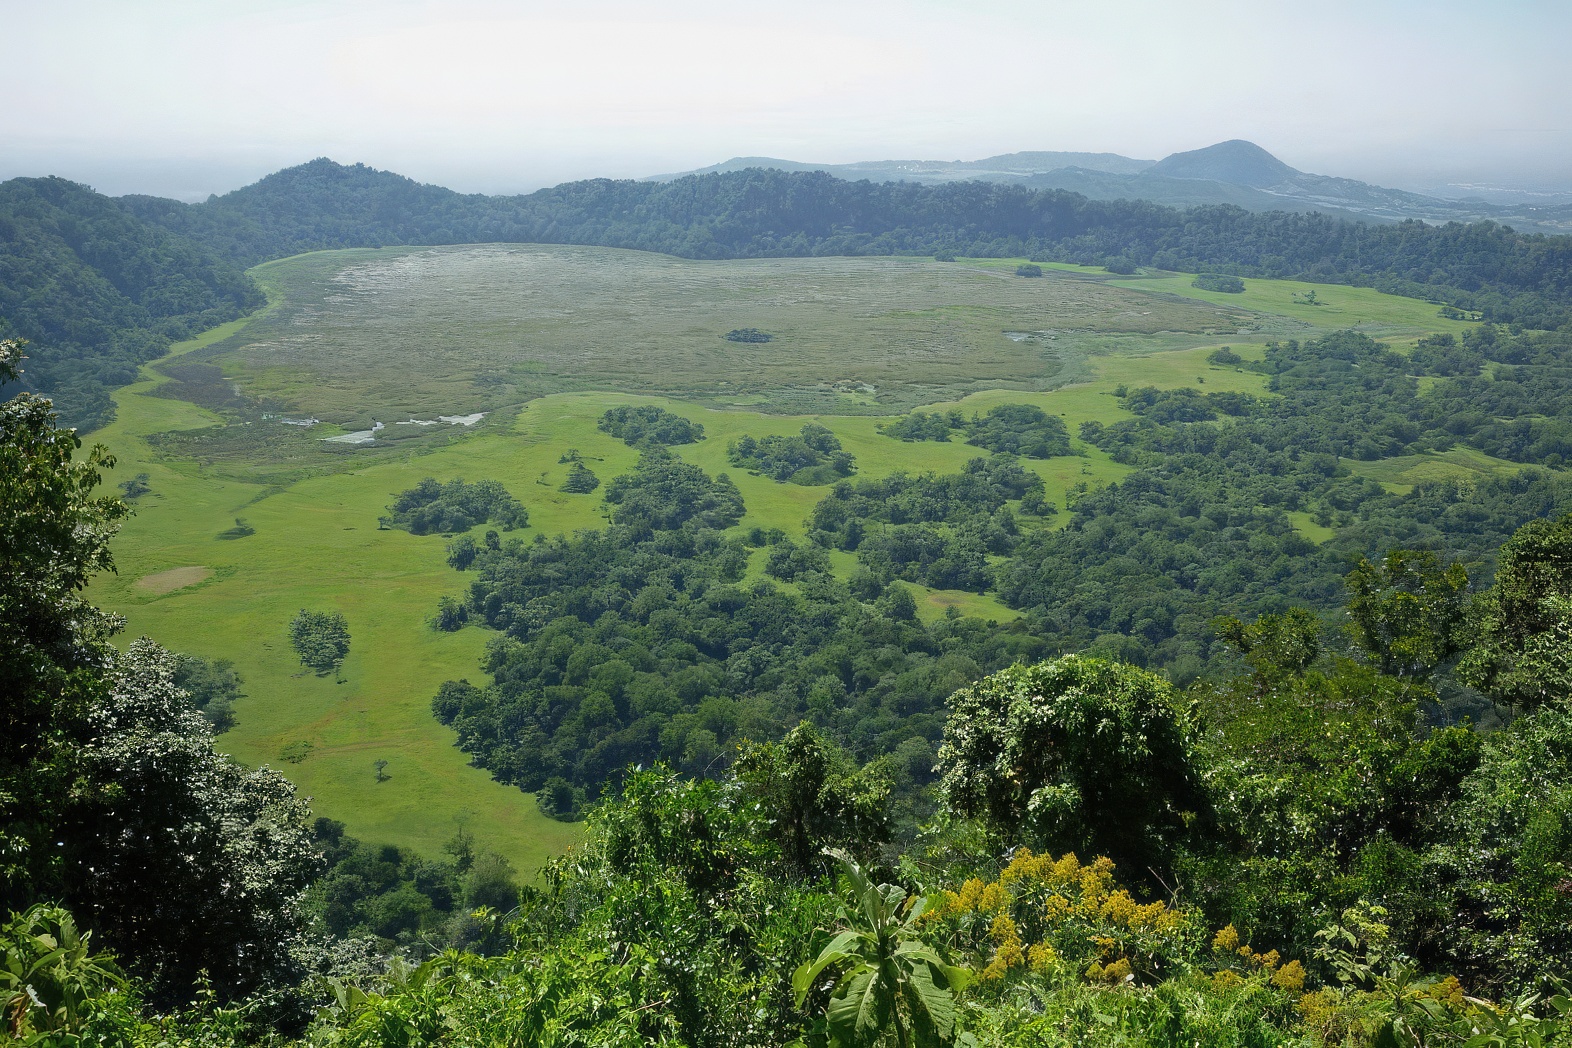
925, 847, 1198, 986
1271, 960, 1306, 992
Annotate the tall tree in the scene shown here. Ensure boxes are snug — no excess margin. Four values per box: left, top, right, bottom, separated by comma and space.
1459, 512, 1572, 708
1, 341, 318, 1004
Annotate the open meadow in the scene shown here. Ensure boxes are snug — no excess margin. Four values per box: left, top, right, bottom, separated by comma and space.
87, 247, 1498, 872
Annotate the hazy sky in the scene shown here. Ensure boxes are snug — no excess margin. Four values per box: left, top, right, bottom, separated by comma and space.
6, 0, 1572, 199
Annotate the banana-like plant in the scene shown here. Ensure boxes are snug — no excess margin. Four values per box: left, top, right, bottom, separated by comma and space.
2, 905, 126, 1040
792, 850, 971, 1048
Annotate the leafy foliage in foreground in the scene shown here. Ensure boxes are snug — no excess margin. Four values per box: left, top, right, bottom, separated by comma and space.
936, 657, 1206, 877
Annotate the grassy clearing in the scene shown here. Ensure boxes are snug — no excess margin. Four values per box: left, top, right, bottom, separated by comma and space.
1116, 271, 1477, 338
1285, 511, 1338, 544
87, 248, 1490, 872
1346, 447, 1525, 495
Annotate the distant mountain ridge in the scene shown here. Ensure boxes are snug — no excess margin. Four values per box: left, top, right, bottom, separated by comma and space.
9, 152, 1572, 432
650, 140, 1572, 233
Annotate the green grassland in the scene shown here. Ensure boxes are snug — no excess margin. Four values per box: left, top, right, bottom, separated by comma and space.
1346, 446, 1526, 495
87, 246, 1495, 873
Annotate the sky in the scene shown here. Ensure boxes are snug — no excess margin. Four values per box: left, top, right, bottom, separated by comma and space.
5, 0, 1572, 200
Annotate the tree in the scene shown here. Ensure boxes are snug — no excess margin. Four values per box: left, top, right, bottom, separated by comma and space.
2, 344, 319, 1004
65, 640, 320, 1003
934, 656, 1203, 873
559, 461, 600, 494
735, 724, 892, 874
793, 850, 969, 1048
1459, 512, 1572, 708
1345, 551, 1470, 678
1, 339, 127, 906
1214, 606, 1323, 680
289, 608, 350, 673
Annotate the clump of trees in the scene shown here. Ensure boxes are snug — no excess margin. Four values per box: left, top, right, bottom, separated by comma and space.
883, 403, 1072, 459
289, 609, 350, 674
729, 424, 856, 484
1015, 263, 1043, 277
559, 461, 600, 493
1193, 273, 1246, 292
809, 455, 1043, 592
723, 328, 773, 343
171, 653, 243, 732
597, 404, 705, 446
382, 477, 527, 534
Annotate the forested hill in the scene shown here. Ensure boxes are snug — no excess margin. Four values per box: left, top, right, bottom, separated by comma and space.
10, 157, 1572, 431
129, 158, 1572, 331
0, 176, 263, 430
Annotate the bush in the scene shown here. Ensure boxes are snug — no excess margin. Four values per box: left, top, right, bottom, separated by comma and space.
1015, 263, 1044, 278
289, 608, 350, 672
384, 478, 527, 534
729, 424, 856, 484
882, 411, 956, 442
1193, 273, 1246, 293
723, 328, 773, 343
965, 403, 1072, 458
1207, 345, 1244, 365
559, 461, 600, 493
1104, 257, 1138, 275
172, 653, 242, 733
597, 404, 705, 446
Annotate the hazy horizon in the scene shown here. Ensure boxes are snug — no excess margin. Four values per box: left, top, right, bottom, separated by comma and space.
6, 0, 1572, 201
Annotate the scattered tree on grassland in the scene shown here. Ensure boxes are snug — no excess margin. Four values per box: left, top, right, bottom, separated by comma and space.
289, 608, 350, 674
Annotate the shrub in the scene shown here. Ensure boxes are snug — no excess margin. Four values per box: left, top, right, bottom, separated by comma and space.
597, 404, 705, 446
723, 328, 773, 343
1193, 273, 1246, 293
384, 478, 527, 534
560, 461, 600, 493
1015, 263, 1044, 278
1207, 345, 1244, 365
729, 424, 856, 484
289, 608, 350, 672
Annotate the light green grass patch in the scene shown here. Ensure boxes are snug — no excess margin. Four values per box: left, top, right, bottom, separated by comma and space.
1285, 511, 1337, 544
1119, 272, 1476, 338
1346, 447, 1525, 495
